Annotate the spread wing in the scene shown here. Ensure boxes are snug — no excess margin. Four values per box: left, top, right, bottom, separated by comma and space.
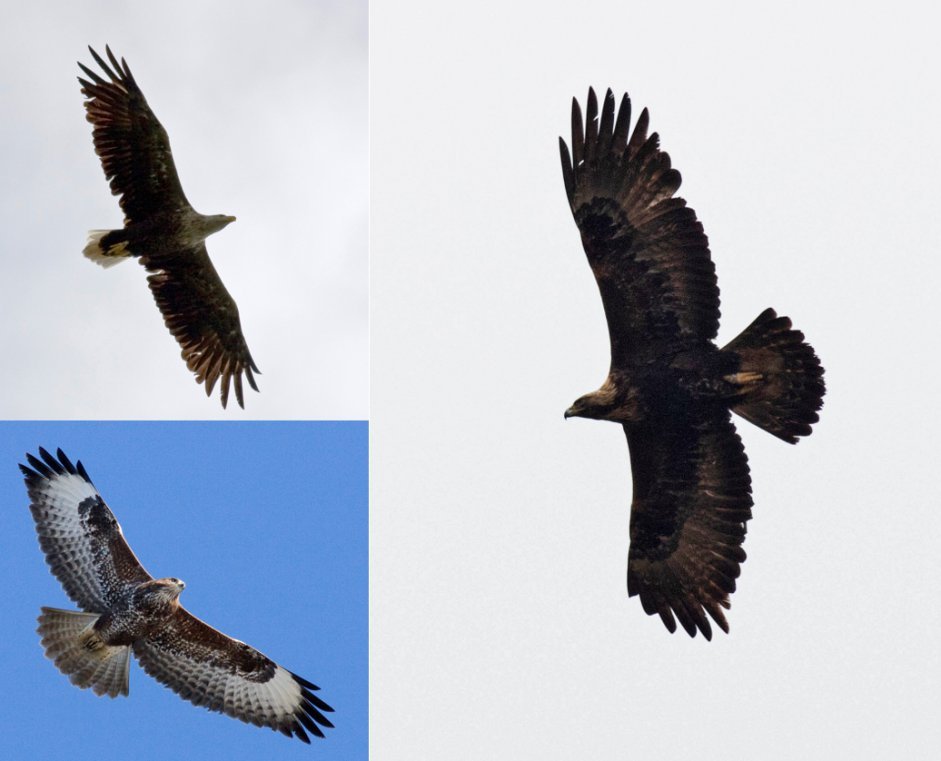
20, 447, 152, 613
133, 607, 333, 743
78, 45, 190, 223
144, 244, 260, 409
560, 88, 720, 367
624, 413, 753, 639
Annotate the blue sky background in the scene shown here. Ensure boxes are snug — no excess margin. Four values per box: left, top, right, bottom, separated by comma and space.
0, 421, 367, 761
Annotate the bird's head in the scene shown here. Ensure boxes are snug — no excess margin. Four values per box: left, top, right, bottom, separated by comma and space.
134, 578, 186, 610
565, 380, 640, 423
565, 392, 610, 421
205, 214, 237, 236
200, 214, 235, 238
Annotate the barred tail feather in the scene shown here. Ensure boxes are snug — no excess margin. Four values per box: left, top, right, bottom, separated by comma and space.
83, 230, 131, 268
37, 607, 130, 698
722, 308, 825, 444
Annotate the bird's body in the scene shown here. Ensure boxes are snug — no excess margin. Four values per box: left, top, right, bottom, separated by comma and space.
78, 46, 258, 408
22, 447, 332, 743
87, 209, 236, 268
560, 88, 825, 638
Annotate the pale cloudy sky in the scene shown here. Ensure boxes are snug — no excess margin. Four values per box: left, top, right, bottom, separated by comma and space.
371, 1, 941, 759
0, 0, 367, 419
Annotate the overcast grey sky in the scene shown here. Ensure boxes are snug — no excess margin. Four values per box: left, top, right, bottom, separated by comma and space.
0, 0, 367, 418
372, 1, 941, 758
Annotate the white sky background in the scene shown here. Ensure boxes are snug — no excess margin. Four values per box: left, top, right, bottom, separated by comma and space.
372, 2, 941, 759
0, 0, 367, 419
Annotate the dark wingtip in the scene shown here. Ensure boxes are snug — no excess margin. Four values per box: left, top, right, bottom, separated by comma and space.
292, 673, 320, 691
21, 448, 93, 487
292, 722, 311, 744
296, 709, 326, 739
55, 448, 77, 475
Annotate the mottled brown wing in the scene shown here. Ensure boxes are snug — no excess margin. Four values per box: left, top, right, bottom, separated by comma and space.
20, 448, 152, 613
624, 413, 753, 639
560, 88, 720, 366
133, 607, 333, 743
143, 244, 259, 409
77, 45, 190, 223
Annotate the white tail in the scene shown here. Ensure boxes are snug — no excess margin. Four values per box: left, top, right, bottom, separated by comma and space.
37, 607, 131, 698
83, 230, 131, 268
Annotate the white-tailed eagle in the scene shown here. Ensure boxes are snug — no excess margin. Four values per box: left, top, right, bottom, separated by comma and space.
21, 447, 332, 743
78, 46, 259, 409
559, 88, 825, 639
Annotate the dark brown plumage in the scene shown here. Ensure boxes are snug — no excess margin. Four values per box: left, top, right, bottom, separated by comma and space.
22, 447, 332, 742
78, 45, 259, 409
560, 88, 825, 639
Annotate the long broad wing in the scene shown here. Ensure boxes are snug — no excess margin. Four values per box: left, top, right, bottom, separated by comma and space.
560, 88, 720, 365
78, 45, 190, 223
20, 448, 152, 613
133, 608, 333, 743
624, 414, 753, 639
144, 244, 260, 409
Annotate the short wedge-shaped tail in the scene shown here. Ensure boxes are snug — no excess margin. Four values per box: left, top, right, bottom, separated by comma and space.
722, 308, 825, 444
83, 229, 132, 268
37, 607, 130, 698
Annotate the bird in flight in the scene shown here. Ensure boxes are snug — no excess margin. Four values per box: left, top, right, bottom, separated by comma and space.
559, 88, 825, 639
21, 447, 332, 742
78, 45, 259, 408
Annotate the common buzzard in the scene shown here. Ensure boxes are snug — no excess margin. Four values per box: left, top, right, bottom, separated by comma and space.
21, 447, 332, 742
559, 88, 825, 639
78, 46, 259, 409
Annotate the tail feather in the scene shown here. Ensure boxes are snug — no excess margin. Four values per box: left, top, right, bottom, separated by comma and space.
722, 308, 825, 444
37, 607, 130, 698
83, 230, 132, 268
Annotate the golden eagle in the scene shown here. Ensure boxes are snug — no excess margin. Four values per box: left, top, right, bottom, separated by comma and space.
78, 46, 259, 409
21, 447, 332, 743
559, 88, 825, 639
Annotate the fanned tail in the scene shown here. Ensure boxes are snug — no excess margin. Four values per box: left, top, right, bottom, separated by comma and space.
37, 607, 130, 698
83, 230, 132, 268
722, 308, 825, 444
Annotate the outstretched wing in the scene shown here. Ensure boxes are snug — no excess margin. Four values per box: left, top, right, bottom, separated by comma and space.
78, 45, 191, 223
20, 447, 152, 613
560, 88, 720, 366
143, 244, 260, 409
133, 608, 333, 743
624, 413, 753, 639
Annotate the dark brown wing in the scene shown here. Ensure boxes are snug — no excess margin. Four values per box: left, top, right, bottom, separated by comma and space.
20, 448, 152, 613
560, 88, 719, 366
624, 413, 753, 639
144, 245, 259, 409
78, 45, 191, 223
133, 607, 333, 743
